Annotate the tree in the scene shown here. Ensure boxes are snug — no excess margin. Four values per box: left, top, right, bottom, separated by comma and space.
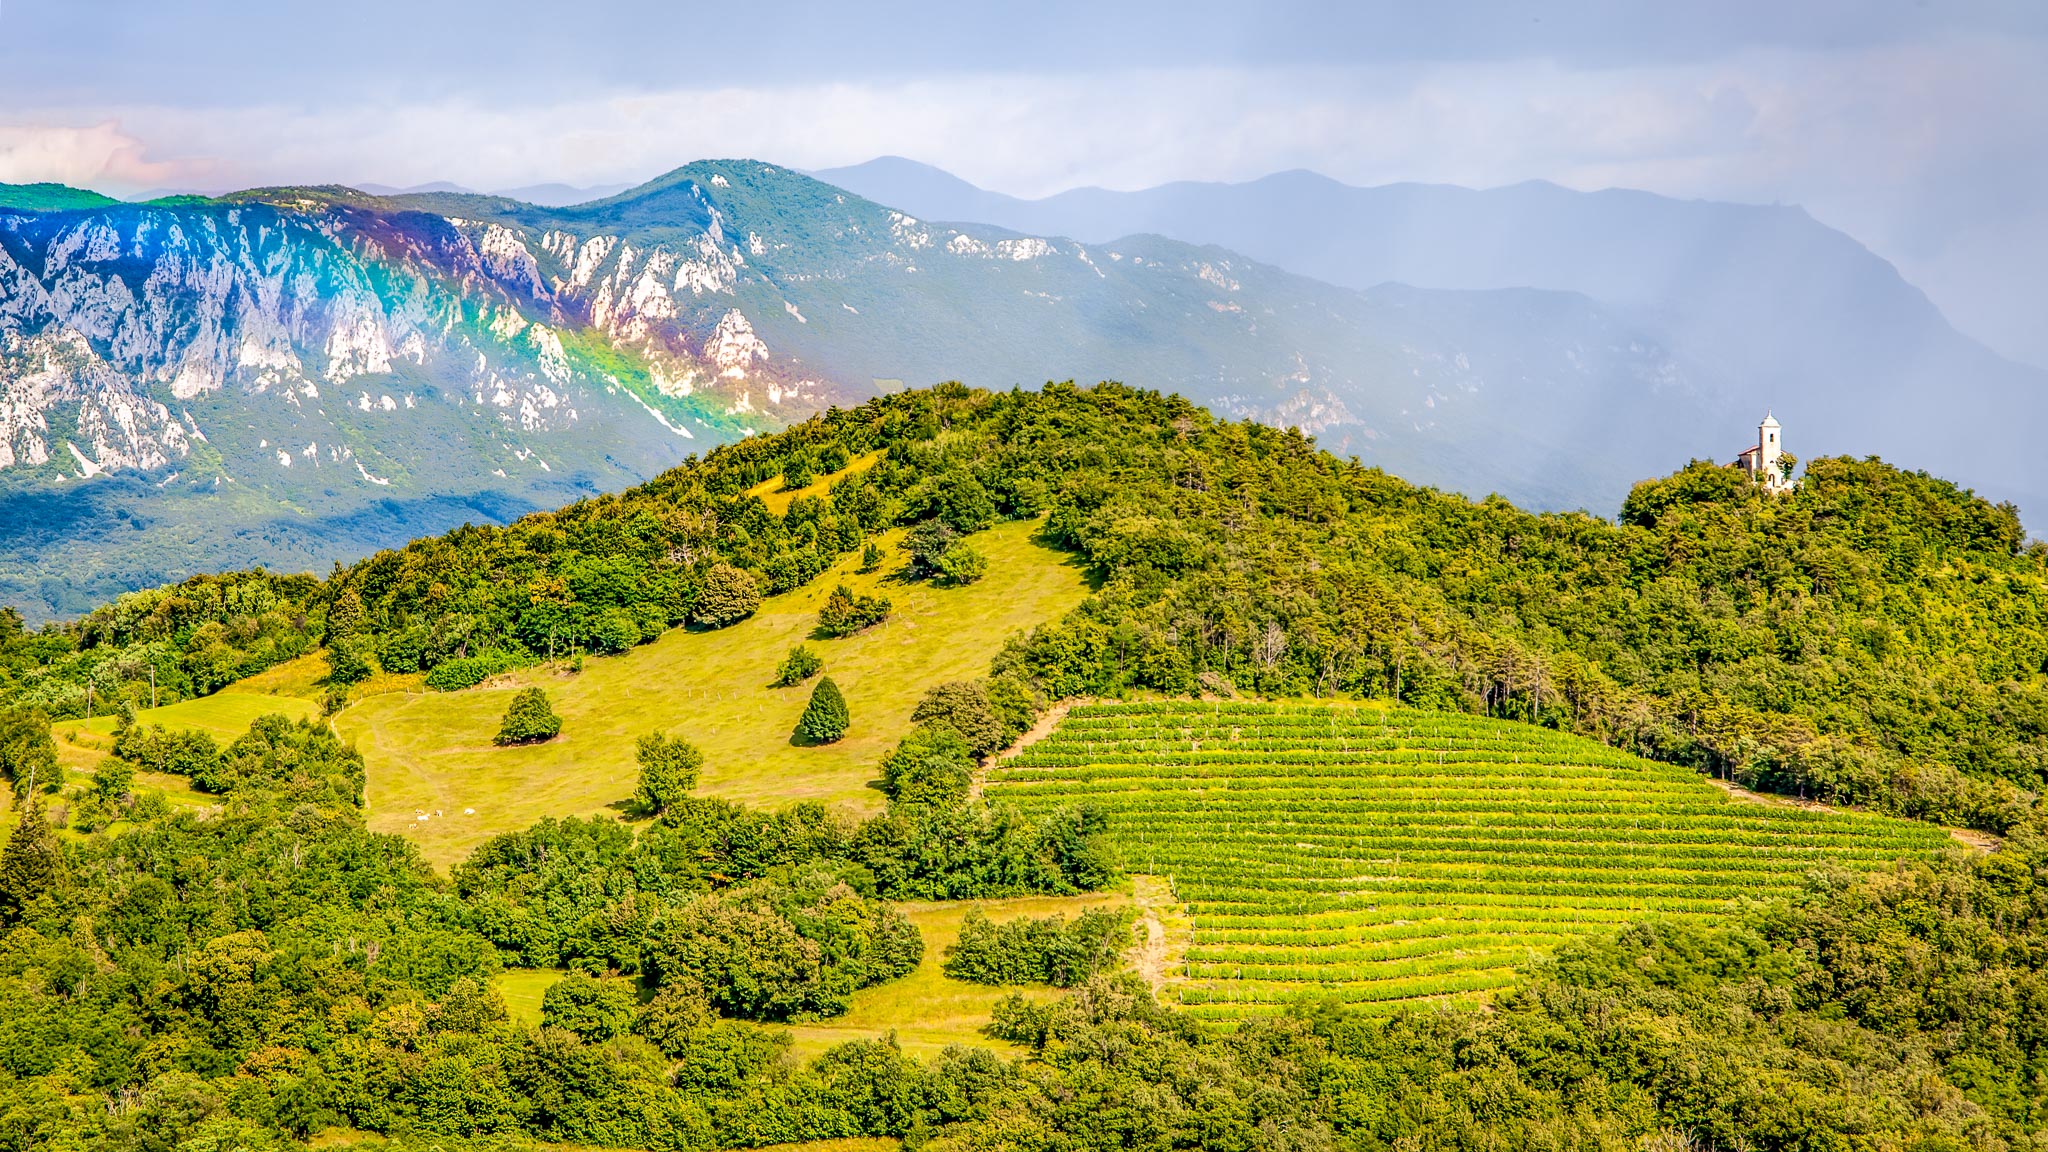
935, 541, 988, 586
0, 800, 60, 925
91, 756, 135, 803
692, 564, 761, 628
325, 585, 365, 642
0, 707, 57, 800
588, 607, 642, 654
858, 541, 886, 573
496, 688, 562, 745
772, 644, 823, 688
635, 731, 702, 814
325, 637, 373, 686
794, 677, 850, 744
816, 584, 891, 638
540, 971, 639, 1042
880, 723, 974, 806
902, 520, 959, 578
910, 681, 1007, 757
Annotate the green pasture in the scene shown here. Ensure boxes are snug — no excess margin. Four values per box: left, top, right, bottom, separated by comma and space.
337, 518, 1090, 870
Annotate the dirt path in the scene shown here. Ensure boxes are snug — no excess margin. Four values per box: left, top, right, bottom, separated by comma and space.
1706, 776, 1999, 852
969, 698, 1090, 801
1128, 874, 1192, 995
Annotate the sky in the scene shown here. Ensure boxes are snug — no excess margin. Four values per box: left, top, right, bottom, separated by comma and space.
2, 0, 2044, 366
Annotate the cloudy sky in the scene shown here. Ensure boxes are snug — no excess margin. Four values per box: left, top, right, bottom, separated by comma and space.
3, 0, 2044, 366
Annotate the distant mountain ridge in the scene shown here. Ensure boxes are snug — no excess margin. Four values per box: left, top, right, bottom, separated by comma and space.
0, 160, 1711, 618
815, 157, 2048, 525
2, 156, 2042, 617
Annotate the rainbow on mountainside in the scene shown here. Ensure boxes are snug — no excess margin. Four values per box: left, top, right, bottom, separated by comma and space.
992, 701, 1955, 1019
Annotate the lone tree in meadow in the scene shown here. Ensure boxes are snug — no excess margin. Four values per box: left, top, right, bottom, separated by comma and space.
794, 676, 850, 744
634, 730, 702, 814
495, 687, 561, 745
771, 644, 823, 688
692, 563, 761, 628
935, 541, 988, 586
816, 584, 890, 638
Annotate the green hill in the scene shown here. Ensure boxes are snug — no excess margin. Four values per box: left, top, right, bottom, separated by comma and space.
0, 384, 2045, 1150
0, 181, 121, 212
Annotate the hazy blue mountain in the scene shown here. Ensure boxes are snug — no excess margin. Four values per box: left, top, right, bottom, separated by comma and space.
491, 182, 635, 206
355, 180, 479, 196
815, 158, 2048, 525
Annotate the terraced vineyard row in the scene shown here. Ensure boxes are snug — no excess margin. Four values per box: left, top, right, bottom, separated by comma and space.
989, 701, 1953, 1019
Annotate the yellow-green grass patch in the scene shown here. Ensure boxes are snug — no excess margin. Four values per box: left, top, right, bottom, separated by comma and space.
337, 518, 1091, 870
778, 889, 1129, 1062
749, 450, 885, 515
493, 967, 569, 1028
49, 691, 318, 809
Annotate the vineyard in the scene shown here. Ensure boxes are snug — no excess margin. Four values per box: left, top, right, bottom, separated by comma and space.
990, 701, 1954, 1019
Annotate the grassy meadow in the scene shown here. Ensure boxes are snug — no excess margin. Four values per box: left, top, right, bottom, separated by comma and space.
487, 890, 1130, 1062
776, 890, 1130, 1061
48, 690, 318, 807
337, 518, 1091, 869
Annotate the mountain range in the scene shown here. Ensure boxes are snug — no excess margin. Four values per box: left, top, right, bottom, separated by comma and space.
0, 157, 2042, 619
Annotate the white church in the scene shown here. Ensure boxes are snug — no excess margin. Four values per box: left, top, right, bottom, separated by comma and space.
1734, 411, 1795, 494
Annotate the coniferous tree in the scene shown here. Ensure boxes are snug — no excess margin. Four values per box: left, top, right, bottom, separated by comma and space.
495, 687, 562, 745
0, 800, 59, 925
794, 677, 850, 744
0, 707, 57, 800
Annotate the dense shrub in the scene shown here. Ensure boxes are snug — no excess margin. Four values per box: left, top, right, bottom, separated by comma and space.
692, 563, 761, 628
942, 907, 1133, 986
911, 681, 1007, 758
879, 723, 975, 807
644, 868, 923, 1020
496, 687, 562, 745
771, 643, 823, 687
935, 541, 988, 585
424, 650, 524, 691
541, 972, 640, 1042
815, 584, 890, 637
